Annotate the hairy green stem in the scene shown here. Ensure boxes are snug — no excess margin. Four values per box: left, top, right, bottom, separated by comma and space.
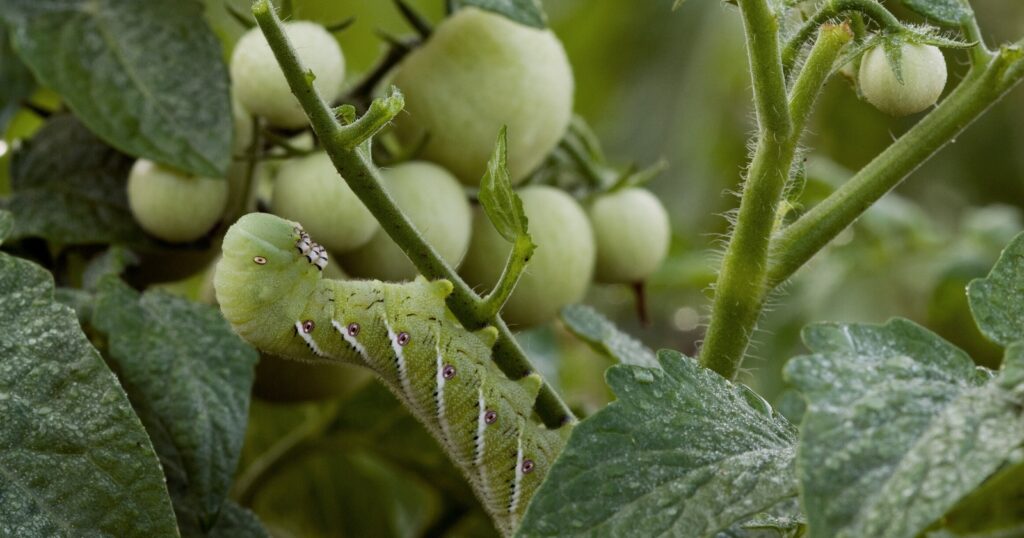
768, 46, 1024, 287
789, 23, 854, 144
699, 0, 795, 380
252, 0, 575, 427
782, 0, 902, 72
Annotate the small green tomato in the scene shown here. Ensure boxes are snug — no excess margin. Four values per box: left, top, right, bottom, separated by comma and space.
460, 185, 595, 328
271, 151, 379, 253
230, 21, 345, 128
127, 159, 228, 243
340, 161, 471, 281
859, 43, 947, 116
392, 7, 574, 185
588, 188, 670, 284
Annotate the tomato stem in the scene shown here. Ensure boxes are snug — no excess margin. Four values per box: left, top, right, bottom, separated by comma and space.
698, 0, 795, 380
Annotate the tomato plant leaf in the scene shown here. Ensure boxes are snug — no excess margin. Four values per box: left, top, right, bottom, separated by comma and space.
968, 231, 1024, 347
3, 0, 232, 177
0, 115, 150, 246
0, 25, 34, 133
559, 304, 660, 369
0, 251, 178, 536
787, 319, 1024, 538
517, 350, 799, 537
91, 276, 259, 532
897, 0, 974, 27
479, 126, 530, 244
452, 0, 547, 29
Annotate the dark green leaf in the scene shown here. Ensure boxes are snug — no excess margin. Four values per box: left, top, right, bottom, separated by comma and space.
786, 319, 1024, 538
91, 276, 259, 532
0, 25, 34, 133
0, 251, 177, 536
1, 115, 150, 246
518, 350, 798, 537
898, 0, 973, 26
4, 0, 232, 176
453, 0, 547, 28
559, 304, 660, 369
479, 126, 530, 243
0, 209, 11, 244
968, 231, 1024, 347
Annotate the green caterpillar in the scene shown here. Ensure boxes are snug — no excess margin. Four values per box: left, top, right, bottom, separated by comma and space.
215, 212, 568, 535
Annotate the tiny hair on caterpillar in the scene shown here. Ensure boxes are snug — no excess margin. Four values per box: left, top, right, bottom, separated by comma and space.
214, 212, 569, 535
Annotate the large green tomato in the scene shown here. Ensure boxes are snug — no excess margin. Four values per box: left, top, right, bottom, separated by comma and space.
588, 188, 670, 283
340, 161, 471, 281
460, 185, 595, 328
231, 21, 345, 128
392, 7, 574, 185
127, 159, 228, 243
271, 151, 379, 253
859, 43, 947, 116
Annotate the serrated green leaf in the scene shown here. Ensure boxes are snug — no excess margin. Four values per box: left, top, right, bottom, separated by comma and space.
786, 319, 1024, 538
898, 0, 973, 27
91, 276, 259, 532
517, 350, 798, 537
0, 251, 178, 536
453, 0, 547, 28
0, 25, 34, 134
0, 209, 12, 244
479, 126, 530, 243
559, 304, 660, 369
1, 115, 151, 246
968, 232, 1024, 347
3, 0, 232, 177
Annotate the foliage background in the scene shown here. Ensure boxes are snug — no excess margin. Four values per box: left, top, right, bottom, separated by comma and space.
3, 0, 1023, 536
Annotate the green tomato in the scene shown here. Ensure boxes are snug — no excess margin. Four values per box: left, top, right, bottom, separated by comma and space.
231, 21, 345, 128
340, 161, 471, 281
272, 151, 379, 253
460, 185, 594, 328
588, 188, 670, 283
232, 97, 253, 156
127, 159, 228, 243
859, 43, 947, 117
392, 7, 574, 185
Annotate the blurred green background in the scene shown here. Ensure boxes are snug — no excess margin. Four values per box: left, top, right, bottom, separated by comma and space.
121, 0, 1024, 535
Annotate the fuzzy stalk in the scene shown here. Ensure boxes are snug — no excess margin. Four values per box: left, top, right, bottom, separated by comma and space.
698, 0, 795, 380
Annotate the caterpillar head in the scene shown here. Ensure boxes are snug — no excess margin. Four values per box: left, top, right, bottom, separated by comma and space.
215, 213, 327, 349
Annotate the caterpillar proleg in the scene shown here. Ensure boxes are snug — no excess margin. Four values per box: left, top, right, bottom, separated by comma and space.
214, 212, 568, 535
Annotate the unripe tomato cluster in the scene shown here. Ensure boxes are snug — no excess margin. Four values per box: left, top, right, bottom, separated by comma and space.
125, 7, 671, 335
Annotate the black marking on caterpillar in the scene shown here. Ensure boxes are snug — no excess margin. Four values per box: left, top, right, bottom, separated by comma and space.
214, 213, 569, 536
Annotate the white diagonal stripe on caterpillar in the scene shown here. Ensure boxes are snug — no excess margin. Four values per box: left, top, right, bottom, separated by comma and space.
510, 427, 525, 519
331, 320, 369, 362
475, 387, 487, 468
295, 320, 325, 357
435, 343, 454, 447
384, 318, 415, 400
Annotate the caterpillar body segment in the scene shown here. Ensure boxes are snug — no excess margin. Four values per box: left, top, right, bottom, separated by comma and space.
215, 213, 568, 535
